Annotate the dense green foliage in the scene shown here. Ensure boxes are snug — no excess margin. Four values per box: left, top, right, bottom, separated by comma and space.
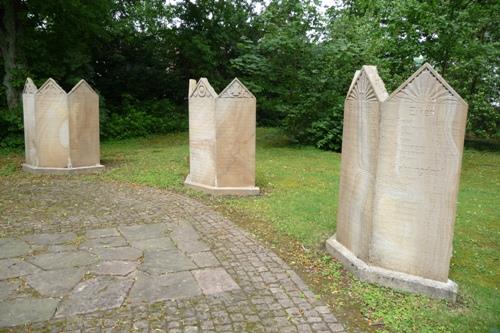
1, 0, 498, 148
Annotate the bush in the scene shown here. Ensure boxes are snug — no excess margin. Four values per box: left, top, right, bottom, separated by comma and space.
100, 96, 187, 140
0, 106, 24, 149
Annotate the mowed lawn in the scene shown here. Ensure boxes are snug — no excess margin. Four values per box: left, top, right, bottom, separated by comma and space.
0, 128, 498, 333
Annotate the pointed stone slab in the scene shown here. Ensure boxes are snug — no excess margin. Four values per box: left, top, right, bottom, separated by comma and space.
186, 78, 218, 188
218, 78, 255, 98
215, 78, 258, 189
0, 259, 40, 280
55, 276, 133, 317
336, 66, 388, 261
0, 238, 32, 259
128, 271, 201, 304
189, 78, 218, 98
28, 251, 98, 270
68, 79, 100, 168
371, 63, 468, 282
0, 298, 59, 328
34, 78, 70, 168
25, 267, 85, 297
23, 78, 38, 166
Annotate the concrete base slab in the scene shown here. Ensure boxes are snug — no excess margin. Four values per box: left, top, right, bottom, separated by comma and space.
325, 235, 458, 302
22, 164, 104, 175
184, 179, 259, 196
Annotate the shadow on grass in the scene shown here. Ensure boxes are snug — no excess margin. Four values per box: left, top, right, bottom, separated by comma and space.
464, 138, 499, 152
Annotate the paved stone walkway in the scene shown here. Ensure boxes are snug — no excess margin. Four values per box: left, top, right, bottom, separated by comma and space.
0, 179, 346, 332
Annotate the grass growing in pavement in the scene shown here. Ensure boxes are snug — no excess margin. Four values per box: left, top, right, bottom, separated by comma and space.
1, 127, 498, 332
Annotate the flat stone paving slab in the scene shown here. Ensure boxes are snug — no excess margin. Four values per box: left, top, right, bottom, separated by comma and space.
130, 237, 176, 251
55, 276, 134, 318
0, 298, 59, 327
0, 238, 32, 259
90, 246, 143, 261
91, 261, 137, 276
23, 232, 77, 245
28, 251, 98, 270
118, 224, 169, 241
128, 271, 201, 304
0, 179, 346, 332
25, 268, 86, 297
79, 235, 128, 249
0, 258, 39, 280
86, 228, 120, 238
193, 267, 240, 295
0, 280, 19, 300
140, 249, 197, 274
190, 251, 220, 267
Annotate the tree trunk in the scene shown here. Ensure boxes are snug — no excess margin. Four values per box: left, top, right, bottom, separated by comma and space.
0, 0, 19, 109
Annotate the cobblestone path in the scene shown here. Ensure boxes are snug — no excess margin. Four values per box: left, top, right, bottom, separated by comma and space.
0, 178, 346, 333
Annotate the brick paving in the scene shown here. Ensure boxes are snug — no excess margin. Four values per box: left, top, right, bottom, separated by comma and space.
0, 178, 346, 332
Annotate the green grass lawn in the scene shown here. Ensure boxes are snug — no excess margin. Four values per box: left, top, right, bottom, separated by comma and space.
1, 128, 498, 332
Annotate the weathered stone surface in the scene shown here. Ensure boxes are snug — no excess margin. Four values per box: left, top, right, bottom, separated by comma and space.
21, 78, 103, 173
128, 271, 201, 304
33, 79, 69, 168
91, 261, 136, 276
22, 78, 37, 166
329, 64, 467, 300
86, 228, 120, 238
192, 268, 240, 295
91, 246, 143, 261
140, 250, 196, 274
55, 276, 133, 317
23, 232, 77, 245
68, 80, 100, 168
0, 238, 32, 259
190, 251, 220, 268
0, 179, 346, 332
0, 298, 59, 327
28, 251, 98, 270
336, 66, 387, 261
169, 224, 210, 253
118, 224, 169, 241
47, 244, 77, 252
79, 236, 127, 249
0, 280, 20, 300
25, 268, 85, 297
185, 78, 259, 195
0, 258, 39, 280
371, 63, 468, 282
130, 237, 176, 251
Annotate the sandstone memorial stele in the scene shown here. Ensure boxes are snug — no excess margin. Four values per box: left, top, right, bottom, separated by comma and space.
327, 64, 468, 301
22, 78, 104, 174
185, 78, 259, 195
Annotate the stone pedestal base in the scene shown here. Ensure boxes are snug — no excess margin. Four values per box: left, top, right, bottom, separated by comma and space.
184, 179, 259, 196
22, 164, 105, 175
325, 235, 458, 302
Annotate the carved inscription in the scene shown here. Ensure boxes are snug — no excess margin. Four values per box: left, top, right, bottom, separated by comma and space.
371, 64, 468, 282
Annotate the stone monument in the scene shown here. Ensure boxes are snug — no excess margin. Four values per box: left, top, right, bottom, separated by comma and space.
22, 78, 104, 174
185, 78, 259, 195
326, 64, 468, 301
